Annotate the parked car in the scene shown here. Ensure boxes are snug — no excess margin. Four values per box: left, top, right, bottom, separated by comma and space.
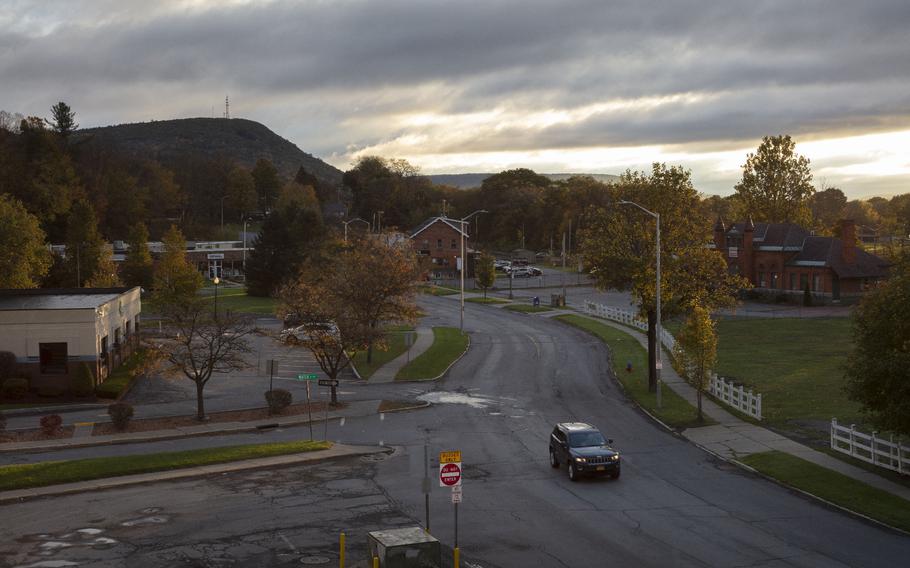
509, 267, 531, 278
528, 266, 542, 276
549, 422, 620, 481
494, 260, 511, 272
279, 322, 339, 344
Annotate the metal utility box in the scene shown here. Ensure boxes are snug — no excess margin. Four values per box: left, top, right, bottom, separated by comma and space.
367, 527, 441, 568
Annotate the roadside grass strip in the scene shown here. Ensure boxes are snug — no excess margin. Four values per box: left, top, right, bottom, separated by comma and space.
555, 315, 715, 430
204, 288, 278, 315
351, 331, 410, 379
0, 440, 331, 492
420, 285, 459, 296
503, 304, 553, 313
396, 327, 469, 380
95, 348, 154, 399
465, 297, 510, 304
740, 451, 910, 533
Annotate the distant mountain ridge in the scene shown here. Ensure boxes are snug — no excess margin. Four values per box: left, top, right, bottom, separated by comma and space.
78, 117, 343, 184
428, 172, 620, 189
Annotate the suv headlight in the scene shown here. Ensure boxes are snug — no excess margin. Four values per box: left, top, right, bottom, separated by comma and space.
611, 454, 620, 461
574, 457, 586, 463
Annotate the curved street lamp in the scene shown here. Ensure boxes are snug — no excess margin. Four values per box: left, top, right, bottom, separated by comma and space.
448, 210, 489, 332
619, 199, 662, 409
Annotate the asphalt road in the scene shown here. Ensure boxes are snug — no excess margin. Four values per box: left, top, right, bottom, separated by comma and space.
0, 296, 906, 567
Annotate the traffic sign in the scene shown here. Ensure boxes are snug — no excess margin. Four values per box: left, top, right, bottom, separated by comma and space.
297, 373, 319, 381
439, 450, 461, 464
317, 379, 339, 387
451, 486, 462, 504
439, 462, 462, 487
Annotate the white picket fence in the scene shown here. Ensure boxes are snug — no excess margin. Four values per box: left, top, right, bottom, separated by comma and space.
583, 301, 675, 352
583, 300, 763, 420
830, 419, 909, 475
708, 374, 762, 420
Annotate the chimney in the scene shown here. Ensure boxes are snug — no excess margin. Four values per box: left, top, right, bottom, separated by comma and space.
841, 219, 856, 264
713, 216, 726, 251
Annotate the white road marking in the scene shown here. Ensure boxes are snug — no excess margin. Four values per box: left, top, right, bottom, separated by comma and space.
278, 532, 298, 553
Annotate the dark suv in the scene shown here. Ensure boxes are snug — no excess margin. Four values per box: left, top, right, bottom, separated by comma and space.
549, 422, 620, 481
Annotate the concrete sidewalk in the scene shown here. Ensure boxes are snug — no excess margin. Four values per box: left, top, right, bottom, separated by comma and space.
565, 313, 910, 503
370, 327, 434, 383
0, 443, 388, 505
0, 399, 385, 454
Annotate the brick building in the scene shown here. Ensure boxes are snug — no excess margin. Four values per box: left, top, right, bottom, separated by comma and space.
409, 216, 476, 279
712, 218, 888, 300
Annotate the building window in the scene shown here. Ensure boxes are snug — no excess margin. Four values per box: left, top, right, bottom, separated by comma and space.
39, 343, 68, 375
813, 275, 822, 292
114, 327, 121, 347
800, 274, 808, 290
758, 272, 766, 287
422, 240, 429, 250
451, 239, 457, 249
125, 321, 131, 337
436, 239, 443, 249
789, 272, 797, 290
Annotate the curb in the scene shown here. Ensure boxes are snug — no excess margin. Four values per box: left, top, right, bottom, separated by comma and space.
0, 444, 390, 505
393, 332, 471, 382
379, 401, 432, 414
0, 402, 377, 455
1, 403, 108, 418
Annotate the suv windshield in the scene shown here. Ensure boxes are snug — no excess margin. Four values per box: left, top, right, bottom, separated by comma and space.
569, 431, 606, 447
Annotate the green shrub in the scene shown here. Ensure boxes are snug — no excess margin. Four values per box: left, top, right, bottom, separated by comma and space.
0, 378, 29, 400
803, 284, 813, 307
0, 351, 16, 381
108, 402, 134, 431
40, 414, 62, 436
72, 363, 96, 398
265, 389, 292, 414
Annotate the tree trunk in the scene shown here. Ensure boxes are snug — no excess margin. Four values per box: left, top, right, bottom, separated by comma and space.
195, 380, 207, 421
366, 321, 376, 364
647, 309, 657, 393
697, 389, 703, 423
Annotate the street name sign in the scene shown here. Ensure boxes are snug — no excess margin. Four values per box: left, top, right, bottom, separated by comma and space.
297, 373, 319, 381
317, 379, 339, 387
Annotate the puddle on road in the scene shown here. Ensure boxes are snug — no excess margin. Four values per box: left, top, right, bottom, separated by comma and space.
417, 391, 497, 409
120, 516, 169, 527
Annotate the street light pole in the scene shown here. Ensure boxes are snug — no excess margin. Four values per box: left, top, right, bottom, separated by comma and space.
242, 217, 252, 275
619, 200, 662, 409
450, 210, 488, 332
213, 275, 220, 321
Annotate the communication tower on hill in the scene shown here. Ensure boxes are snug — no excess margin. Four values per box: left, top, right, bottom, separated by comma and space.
224, 95, 230, 119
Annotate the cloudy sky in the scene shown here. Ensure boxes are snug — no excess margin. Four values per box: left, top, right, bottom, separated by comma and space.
3, 0, 910, 197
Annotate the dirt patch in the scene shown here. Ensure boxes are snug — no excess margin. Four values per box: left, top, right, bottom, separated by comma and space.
92, 401, 347, 436
0, 426, 75, 443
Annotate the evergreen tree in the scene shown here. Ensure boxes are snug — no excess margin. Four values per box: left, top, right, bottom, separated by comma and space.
46, 102, 79, 138
121, 222, 154, 290
251, 158, 281, 212
245, 203, 325, 297
65, 200, 105, 287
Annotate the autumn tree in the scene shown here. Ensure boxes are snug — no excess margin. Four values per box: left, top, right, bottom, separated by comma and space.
226, 166, 258, 221
153, 225, 203, 310
65, 199, 105, 287
334, 235, 422, 363
278, 271, 375, 406
810, 187, 847, 234
673, 302, 717, 423
733, 135, 815, 225
165, 302, 254, 420
581, 164, 748, 392
0, 194, 51, 288
86, 246, 122, 288
121, 223, 154, 290
475, 253, 496, 299
845, 251, 910, 435
46, 102, 78, 138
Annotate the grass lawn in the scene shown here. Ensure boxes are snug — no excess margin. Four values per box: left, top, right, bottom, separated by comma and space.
709, 317, 859, 432
0, 403, 53, 411
555, 315, 714, 430
419, 285, 460, 296
0, 440, 330, 491
396, 327, 469, 380
95, 348, 155, 399
740, 451, 910, 533
465, 297, 510, 304
205, 288, 278, 315
503, 304, 553, 313
351, 331, 410, 379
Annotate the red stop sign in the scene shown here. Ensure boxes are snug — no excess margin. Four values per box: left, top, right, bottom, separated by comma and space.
440, 462, 462, 486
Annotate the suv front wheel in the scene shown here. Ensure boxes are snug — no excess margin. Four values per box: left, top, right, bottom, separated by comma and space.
568, 462, 578, 482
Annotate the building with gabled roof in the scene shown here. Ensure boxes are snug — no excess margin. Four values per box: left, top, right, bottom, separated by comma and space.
712, 218, 888, 300
409, 216, 476, 279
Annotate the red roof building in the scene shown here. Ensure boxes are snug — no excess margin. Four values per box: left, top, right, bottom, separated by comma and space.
409, 216, 476, 279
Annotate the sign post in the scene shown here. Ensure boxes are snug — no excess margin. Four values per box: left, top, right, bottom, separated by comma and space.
439, 450, 462, 548
297, 373, 318, 440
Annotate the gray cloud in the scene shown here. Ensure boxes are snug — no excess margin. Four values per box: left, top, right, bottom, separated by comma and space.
2, 0, 910, 194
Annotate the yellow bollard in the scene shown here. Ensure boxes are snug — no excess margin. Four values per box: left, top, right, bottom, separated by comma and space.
373, 556, 379, 568
339, 533, 345, 568
454, 547, 460, 568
